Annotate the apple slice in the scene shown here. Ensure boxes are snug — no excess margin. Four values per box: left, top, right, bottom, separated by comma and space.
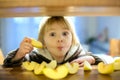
114, 62, 120, 70
114, 57, 120, 62
114, 57, 120, 70
34, 61, 46, 75
43, 65, 68, 80
22, 61, 38, 71
98, 62, 114, 74
31, 38, 42, 48
46, 60, 57, 69
84, 61, 92, 71
22, 61, 30, 69
64, 62, 79, 74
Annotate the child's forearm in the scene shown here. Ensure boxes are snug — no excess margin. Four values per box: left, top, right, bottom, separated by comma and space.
3, 49, 24, 67
11, 50, 25, 62
85, 56, 95, 64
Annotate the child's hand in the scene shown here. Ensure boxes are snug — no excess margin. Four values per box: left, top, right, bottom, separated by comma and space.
71, 56, 95, 67
12, 37, 33, 61
18, 37, 33, 54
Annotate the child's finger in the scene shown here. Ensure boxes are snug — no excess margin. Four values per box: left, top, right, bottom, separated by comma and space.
79, 62, 84, 67
24, 37, 31, 43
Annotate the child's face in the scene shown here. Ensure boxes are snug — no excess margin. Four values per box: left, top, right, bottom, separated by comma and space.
44, 23, 72, 60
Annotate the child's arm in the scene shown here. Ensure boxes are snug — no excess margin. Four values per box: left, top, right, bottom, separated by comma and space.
12, 37, 33, 61
3, 49, 24, 67
71, 53, 103, 67
71, 44, 103, 66
3, 37, 33, 67
71, 55, 95, 67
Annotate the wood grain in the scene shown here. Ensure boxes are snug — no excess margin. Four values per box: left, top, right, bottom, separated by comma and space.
0, 65, 120, 80
0, 0, 120, 8
0, 0, 120, 17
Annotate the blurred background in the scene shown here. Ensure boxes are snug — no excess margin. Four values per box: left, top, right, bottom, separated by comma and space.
0, 16, 120, 56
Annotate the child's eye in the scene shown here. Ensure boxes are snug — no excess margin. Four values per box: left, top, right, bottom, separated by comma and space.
62, 32, 68, 36
50, 32, 55, 36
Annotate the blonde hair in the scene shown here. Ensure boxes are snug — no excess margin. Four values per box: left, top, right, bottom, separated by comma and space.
38, 16, 79, 47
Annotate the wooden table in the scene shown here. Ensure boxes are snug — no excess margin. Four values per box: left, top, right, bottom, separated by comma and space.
0, 65, 120, 80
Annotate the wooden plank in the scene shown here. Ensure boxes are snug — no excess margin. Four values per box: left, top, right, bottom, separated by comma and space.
0, 0, 120, 8
0, 7, 120, 17
0, 0, 120, 17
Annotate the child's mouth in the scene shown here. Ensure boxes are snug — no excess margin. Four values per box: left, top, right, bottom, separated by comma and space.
57, 47, 63, 50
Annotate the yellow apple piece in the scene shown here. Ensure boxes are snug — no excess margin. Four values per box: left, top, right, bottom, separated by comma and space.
46, 60, 57, 69
34, 61, 46, 75
22, 61, 38, 71
84, 61, 92, 71
22, 61, 30, 69
64, 62, 79, 74
98, 62, 114, 74
43, 65, 68, 80
114, 57, 120, 70
114, 57, 120, 62
31, 38, 42, 48
114, 62, 120, 70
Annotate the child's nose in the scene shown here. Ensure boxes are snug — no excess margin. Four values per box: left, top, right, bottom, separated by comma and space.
57, 39, 63, 42
57, 35, 63, 43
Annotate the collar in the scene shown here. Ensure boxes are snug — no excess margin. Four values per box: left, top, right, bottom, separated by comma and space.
34, 44, 81, 61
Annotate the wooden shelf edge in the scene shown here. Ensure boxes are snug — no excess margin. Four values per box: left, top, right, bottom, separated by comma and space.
0, 0, 120, 8
0, 7, 120, 17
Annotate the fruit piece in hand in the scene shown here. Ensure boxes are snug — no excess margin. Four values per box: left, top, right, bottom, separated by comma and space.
84, 61, 92, 71
98, 62, 114, 74
31, 38, 42, 48
43, 65, 68, 80
64, 62, 79, 74
34, 61, 46, 75
22, 61, 38, 71
46, 60, 57, 69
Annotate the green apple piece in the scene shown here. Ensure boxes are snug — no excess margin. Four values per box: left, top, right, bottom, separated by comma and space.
22, 61, 37, 71
31, 38, 42, 48
98, 62, 114, 74
84, 61, 92, 71
43, 65, 68, 80
64, 62, 79, 74
46, 60, 57, 69
34, 61, 46, 75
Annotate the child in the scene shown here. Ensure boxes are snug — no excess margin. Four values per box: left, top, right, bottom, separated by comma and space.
3, 16, 103, 67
